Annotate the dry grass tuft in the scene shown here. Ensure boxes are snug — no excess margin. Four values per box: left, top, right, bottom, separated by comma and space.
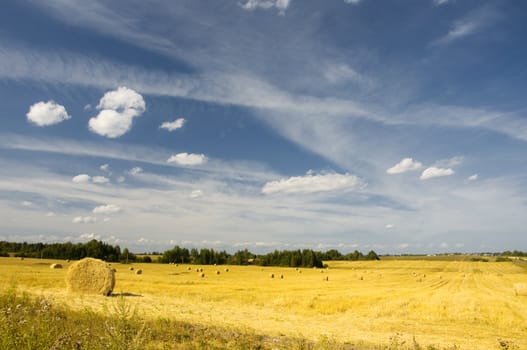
514, 283, 527, 296
65, 257, 115, 296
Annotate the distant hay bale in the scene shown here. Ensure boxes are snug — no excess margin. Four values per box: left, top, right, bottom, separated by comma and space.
280, 274, 284, 279
135, 269, 142, 275
199, 272, 205, 278
359, 276, 363, 281
324, 276, 329, 281
188, 267, 192, 271
270, 273, 274, 279
129, 267, 134, 271
50, 263, 63, 269
224, 268, 229, 272
216, 270, 220, 275
66, 258, 115, 296
514, 283, 527, 296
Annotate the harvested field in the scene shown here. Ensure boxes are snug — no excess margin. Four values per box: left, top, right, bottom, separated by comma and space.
1, 257, 526, 349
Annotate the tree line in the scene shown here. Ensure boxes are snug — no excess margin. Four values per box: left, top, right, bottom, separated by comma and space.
0, 240, 380, 268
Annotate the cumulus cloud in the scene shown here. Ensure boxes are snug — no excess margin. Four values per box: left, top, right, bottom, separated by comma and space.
100, 164, 110, 172
117, 176, 126, 183
26, 101, 71, 126
92, 176, 110, 184
262, 171, 363, 195
72, 174, 91, 183
385, 224, 394, 229
420, 167, 454, 180
79, 233, 101, 240
129, 167, 143, 175
72, 216, 97, 224
433, 0, 449, 5
21, 201, 33, 207
92, 204, 122, 215
386, 158, 423, 174
88, 86, 145, 138
167, 152, 208, 166
344, 0, 361, 4
467, 174, 478, 181
160, 118, 186, 131
240, 0, 290, 14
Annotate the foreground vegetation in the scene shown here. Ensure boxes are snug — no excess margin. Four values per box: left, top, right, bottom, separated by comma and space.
1, 257, 526, 349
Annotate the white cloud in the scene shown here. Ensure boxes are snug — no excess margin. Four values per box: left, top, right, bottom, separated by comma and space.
100, 164, 110, 172
240, 0, 290, 14
344, 0, 361, 5
72, 216, 98, 224
433, 0, 449, 5
72, 174, 91, 183
26, 101, 71, 126
167, 153, 208, 166
129, 167, 143, 175
262, 171, 363, 195
92, 176, 110, 184
435, 156, 463, 168
21, 201, 33, 207
79, 233, 101, 240
385, 224, 394, 229
420, 167, 454, 180
92, 204, 122, 215
160, 118, 186, 131
397, 243, 409, 249
88, 86, 145, 138
189, 190, 203, 199
467, 174, 478, 181
45, 212, 56, 217
323, 64, 371, 86
386, 158, 423, 174
117, 176, 126, 183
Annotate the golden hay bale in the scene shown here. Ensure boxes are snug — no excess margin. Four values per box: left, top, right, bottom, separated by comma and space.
216, 270, 220, 275
270, 273, 274, 279
324, 276, 329, 281
66, 258, 115, 296
514, 283, 527, 296
224, 268, 229, 272
50, 263, 63, 269
199, 272, 205, 278
135, 269, 142, 275
280, 274, 284, 279
129, 267, 134, 271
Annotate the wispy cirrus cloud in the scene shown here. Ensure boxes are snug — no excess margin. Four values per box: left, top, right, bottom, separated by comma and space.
262, 171, 364, 195
432, 5, 499, 46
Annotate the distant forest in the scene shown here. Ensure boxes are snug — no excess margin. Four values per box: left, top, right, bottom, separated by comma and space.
0, 240, 381, 268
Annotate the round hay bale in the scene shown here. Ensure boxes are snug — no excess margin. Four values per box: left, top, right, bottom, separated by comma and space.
129, 267, 134, 271
135, 269, 142, 275
280, 274, 284, 279
324, 276, 329, 281
216, 270, 220, 275
270, 273, 274, 279
200, 272, 205, 278
224, 268, 229, 272
50, 263, 63, 269
66, 258, 115, 296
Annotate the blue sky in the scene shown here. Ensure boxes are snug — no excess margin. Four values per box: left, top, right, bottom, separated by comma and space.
1, 0, 527, 254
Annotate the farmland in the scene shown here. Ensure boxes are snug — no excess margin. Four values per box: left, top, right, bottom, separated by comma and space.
1, 257, 527, 349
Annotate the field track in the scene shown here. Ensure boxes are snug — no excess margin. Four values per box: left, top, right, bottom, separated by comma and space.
1, 257, 526, 349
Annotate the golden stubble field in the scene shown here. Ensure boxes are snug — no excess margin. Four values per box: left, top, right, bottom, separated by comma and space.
1, 257, 526, 349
